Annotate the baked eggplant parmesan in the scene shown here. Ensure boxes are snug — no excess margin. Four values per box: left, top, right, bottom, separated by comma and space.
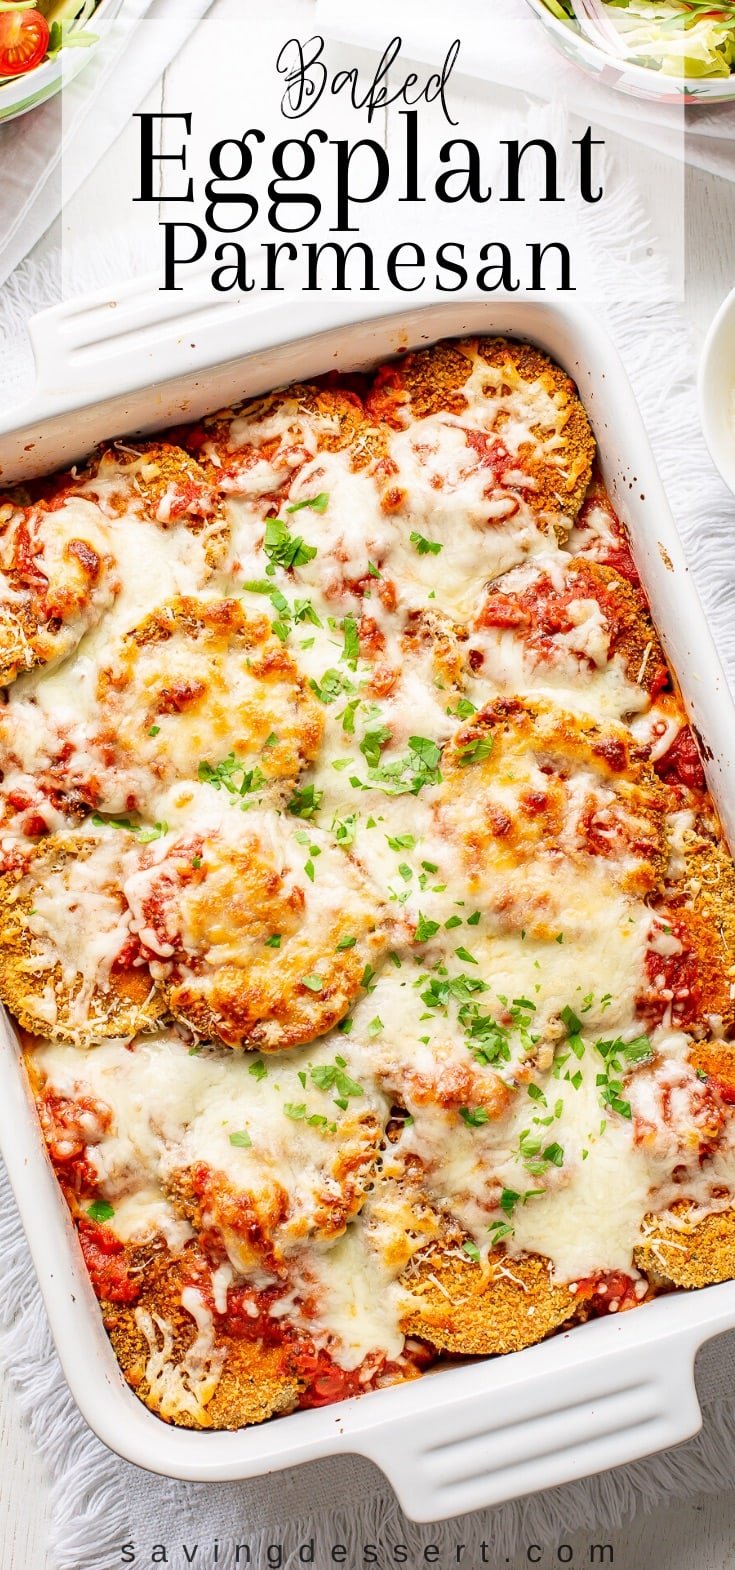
5, 338, 735, 1432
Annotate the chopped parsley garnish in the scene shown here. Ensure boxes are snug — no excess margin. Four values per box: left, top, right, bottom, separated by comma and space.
366, 734, 442, 797
264, 934, 281, 949
229, 1130, 252, 1148
457, 735, 493, 767
359, 722, 392, 768
455, 946, 478, 966
137, 822, 169, 844
87, 1200, 115, 1223
198, 754, 265, 797
310, 668, 355, 705
336, 934, 357, 951
415, 913, 440, 943
594, 1033, 652, 1120
287, 492, 329, 514
148, 724, 160, 737
410, 531, 443, 556
448, 698, 477, 721
311, 1061, 363, 1102
341, 614, 360, 667
387, 832, 416, 852
301, 974, 324, 993
340, 698, 360, 735
462, 1240, 481, 1263
284, 1103, 307, 1120
487, 1220, 513, 1244
249, 1059, 267, 1081
560, 1004, 582, 1036
263, 516, 317, 569
287, 784, 324, 820
459, 1106, 490, 1127
332, 812, 358, 847
91, 813, 168, 843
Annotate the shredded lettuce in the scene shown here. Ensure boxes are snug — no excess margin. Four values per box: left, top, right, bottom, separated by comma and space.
541, 0, 735, 77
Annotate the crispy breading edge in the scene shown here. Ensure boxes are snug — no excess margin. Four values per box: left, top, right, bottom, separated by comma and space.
0, 836, 167, 1045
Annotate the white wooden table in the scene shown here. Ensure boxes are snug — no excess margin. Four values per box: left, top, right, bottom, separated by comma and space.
1, 15, 734, 1565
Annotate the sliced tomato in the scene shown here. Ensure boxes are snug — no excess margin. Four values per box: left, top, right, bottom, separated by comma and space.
0, 8, 50, 78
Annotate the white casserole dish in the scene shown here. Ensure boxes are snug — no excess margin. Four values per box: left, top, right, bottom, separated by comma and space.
1, 290, 735, 1520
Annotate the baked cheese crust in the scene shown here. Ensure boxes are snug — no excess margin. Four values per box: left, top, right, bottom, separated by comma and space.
5, 337, 735, 1432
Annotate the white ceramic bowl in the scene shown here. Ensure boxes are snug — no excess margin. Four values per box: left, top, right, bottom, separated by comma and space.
0, 0, 124, 124
699, 286, 735, 496
526, 0, 735, 104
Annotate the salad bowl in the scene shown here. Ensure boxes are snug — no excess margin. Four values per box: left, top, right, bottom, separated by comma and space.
0, 0, 125, 124
526, 0, 735, 103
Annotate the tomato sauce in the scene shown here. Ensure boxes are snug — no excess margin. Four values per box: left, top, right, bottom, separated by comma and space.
78, 1220, 141, 1306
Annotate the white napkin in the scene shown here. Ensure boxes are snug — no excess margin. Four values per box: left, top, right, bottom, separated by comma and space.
0, 0, 214, 292
316, 0, 735, 180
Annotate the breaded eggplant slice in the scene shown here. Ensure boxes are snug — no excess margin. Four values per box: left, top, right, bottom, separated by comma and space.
93, 597, 324, 816
75, 440, 229, 567
98, 1241, 300, 1430
0, 494, 119, 685
367, 337, 595, 524
0, 833, 163, 1043
638, 827, 735, 1035
401, 1243, 579, 1355
635, 1202, 735, 1290
434, 696, 668, 938
29, 1029, 386, 1280
183, 382, 387, 495
124, 805, 390, 1050
473, 556, 669, 716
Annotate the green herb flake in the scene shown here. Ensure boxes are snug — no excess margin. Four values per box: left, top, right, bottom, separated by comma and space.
287, 492, 329, 514
87, 1200, 115, 1223
416, 913, 440, 944
410, 531, 443, 556
301, 974, 324, 993
459, 1106, 490, 1127
263, 516, 317, 570
229, 1130, 252, 1149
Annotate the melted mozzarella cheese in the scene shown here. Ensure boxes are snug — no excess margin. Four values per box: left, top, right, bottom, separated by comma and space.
34, 1032, 388, 1267
13, 354, 735, 1405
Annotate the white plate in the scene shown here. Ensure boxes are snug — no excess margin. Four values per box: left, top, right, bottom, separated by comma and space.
1, 290, 735, 1516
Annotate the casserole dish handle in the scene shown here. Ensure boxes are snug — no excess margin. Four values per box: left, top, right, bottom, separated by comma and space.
353, 1291, 735, 1521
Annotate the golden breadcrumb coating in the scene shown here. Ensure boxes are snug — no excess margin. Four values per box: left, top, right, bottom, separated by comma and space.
129, 810, 390, 1050
401, 1243, 579, 1355
435, 695, 668, 936
0, 834, 165, 1043
0, 496, 119, 685
94, 596, 324, 816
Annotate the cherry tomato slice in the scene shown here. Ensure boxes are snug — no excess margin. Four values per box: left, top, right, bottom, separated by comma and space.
0, 9, 50, 79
